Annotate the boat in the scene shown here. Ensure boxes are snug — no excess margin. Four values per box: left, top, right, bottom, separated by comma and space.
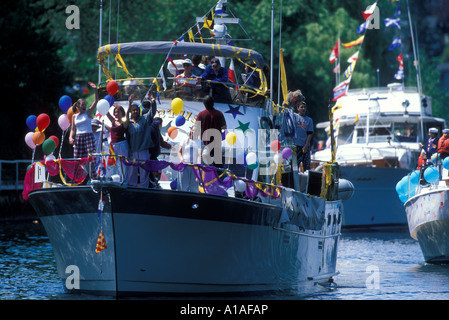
312, 85, 446, 229
400, 156, 449, 263
23, 1, 352, 297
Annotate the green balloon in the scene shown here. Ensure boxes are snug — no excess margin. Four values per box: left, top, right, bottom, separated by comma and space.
42, 139, 56, 155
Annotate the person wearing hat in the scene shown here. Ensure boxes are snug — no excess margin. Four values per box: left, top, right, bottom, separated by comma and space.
438, 129, 449, 160
419, 127, 439, 160
175, 59, 201, 89
197, 58, 231, 102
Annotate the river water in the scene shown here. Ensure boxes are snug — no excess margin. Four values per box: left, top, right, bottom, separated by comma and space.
1, 220, 449, 301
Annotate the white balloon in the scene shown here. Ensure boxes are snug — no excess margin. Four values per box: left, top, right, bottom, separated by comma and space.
246, 152, 257, 165
45, 154, 56, 161
273, 153, 283, 164
58, 114, 70, 131
97, 99, 110, 116
234, 179, 247, 193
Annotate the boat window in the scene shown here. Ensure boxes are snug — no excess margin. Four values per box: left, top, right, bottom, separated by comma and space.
393, 122, 418, 142
335, 124, 354, 146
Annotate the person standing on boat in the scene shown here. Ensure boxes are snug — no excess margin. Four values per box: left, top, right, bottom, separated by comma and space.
195, 95, 227, 166
197, 58, 231, 102
419, 127, 439, 160
177, 125, 202, 192
105, 104, 129, 183
293, 97, 313, 171
126, 94, 157, 188
69, 88, 99, 158
438, 129, 449, 160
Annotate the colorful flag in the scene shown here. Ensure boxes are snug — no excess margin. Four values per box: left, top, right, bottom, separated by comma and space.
362, 2, 378, 20
357, 19, 370, 34
394, 66, 404, 80
188, 29, 195, 42
388, 36, 402, 51
333, 63, 340, 74
343, 60, 357, 80
203, 10, 215, 37
167, 54, 179, 74
196, 23, 204, 43
95, 231, 107, 254
347, 51, 359, 64
329, 39, 339, 64
384, 17, 401, 29
342, 36, 364, 48
396, 53, 404, 67
228, 58, 237, 84
333, 77, 351, 101
107, 143, 116, 166
280, 49, 288, 104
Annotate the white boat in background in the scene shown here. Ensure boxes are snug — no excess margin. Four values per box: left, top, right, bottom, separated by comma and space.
401, 158, 449, 263
313, 84, 446, 229
24, 1, 351, 297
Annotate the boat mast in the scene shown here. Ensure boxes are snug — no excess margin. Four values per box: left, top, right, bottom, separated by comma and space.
277, 0, 282, 105
406, 0, 424, 139
98, 0, 103, 84
270, 0, 274, 105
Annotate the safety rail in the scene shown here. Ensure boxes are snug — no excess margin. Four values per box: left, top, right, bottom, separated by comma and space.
0, 160, 31, 191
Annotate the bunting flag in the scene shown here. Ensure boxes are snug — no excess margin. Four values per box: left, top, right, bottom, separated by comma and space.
347, 51, 359, 64
333, 77, 351, 101
188, 29, 195, 42
384, 17, 401, 29
107, 143, 116, 166
342, 36, 364, 48
357, 19, 370, 34
196, 23, 204, 43
396, 53, 404, 67
280, 49, 288, 104
202, 10, 215, 37
343, 60, 357, 80
362, 2, 377, 20
97, 192, 104, 220
394, 66, 404, 80
95, 231, 107, 254
388, 36, 402, 51
228, 58, 237, 85
167, 54, 179, 74
333, 63, 340, 74
329, 39, 339, 64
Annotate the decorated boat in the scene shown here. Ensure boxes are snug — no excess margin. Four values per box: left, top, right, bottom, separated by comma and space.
399, 157, 449, 263
23, 1, 351, 297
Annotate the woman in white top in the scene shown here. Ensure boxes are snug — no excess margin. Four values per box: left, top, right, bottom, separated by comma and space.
69, 86, 99, 158
177, 125, 202, 192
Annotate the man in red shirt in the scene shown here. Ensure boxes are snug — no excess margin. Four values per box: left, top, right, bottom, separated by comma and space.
438, 129, 449, 159
196, 95, 227, 166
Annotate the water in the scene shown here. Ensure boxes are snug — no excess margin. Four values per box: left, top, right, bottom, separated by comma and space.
2, 221, 449, 300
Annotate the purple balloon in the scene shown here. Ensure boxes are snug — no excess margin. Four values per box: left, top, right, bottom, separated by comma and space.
281, 147, 293, 159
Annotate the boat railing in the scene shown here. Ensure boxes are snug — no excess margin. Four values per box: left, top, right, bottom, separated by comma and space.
98, 77, 267, 108
0, 160, 31, 191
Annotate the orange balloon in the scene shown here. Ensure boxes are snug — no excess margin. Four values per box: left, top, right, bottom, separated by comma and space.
66, 106, 79, 124
167, 126, 178, 140
32, 131, 45, 146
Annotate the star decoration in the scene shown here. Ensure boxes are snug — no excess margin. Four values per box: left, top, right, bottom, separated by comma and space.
225, 105, 244, 119
235, 120, 251, 134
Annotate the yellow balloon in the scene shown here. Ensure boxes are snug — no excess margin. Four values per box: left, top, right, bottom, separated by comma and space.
171, 98, 184, 115
226, 132, 237, 145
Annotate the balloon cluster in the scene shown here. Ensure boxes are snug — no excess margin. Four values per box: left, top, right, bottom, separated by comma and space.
167, 98, 184, 140
24, 113, 59, 158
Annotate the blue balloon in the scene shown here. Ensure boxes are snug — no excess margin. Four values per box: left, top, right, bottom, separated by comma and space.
104, 95, 115, 106
170, 179, 177, 190
175, 115, 185, 127
424, 166, 439, 183
410, 170, 420, 185
26, 115, 37, 131
443, 157, 449, 170
58, 95, 72, 113
396, 176, 408, 195
399, 193, 408, 203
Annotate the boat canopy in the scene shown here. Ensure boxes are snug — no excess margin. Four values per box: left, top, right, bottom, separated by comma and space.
97, 41, 265, 68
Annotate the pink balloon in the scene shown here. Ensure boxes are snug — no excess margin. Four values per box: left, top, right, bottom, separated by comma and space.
270, 140, 281, 152
58, 114, 70, 131
25, 132, 36, 149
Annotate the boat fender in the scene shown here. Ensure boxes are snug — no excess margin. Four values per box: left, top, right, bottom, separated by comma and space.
338, 179, 354, 201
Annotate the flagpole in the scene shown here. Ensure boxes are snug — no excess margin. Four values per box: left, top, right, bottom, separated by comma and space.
98, 0, 103, 84
277, 0, 283, 105
270, 0, 274, 106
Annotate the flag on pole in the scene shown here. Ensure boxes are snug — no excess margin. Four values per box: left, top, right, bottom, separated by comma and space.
203, 10, 215, 37
396, 53, 404, 67
342, 36, 364, 48
167, 54, 179, 74
280, 49, 288, 104
347, 51, 359, 64
329, 40, 339, 64
95, 231, 107, 254
384, 17, 401, 29
188, 29, 195, 42
343, 60, 357, 80
333, 77, 351, 101
394, 66, 404, 80
362, 2, 378, 20
107, 143, 116, 166
388, 36, 402, 51
228, 58, 237, 84
196, 24, 204, 43
333, 63, 340, 74
357, 19, 370, 34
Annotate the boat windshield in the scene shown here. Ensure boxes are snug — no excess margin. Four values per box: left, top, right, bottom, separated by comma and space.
392, 122, 418, 142
351, 121, 418, 144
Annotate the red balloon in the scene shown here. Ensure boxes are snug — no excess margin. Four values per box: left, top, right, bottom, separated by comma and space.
49, 135, 59, 147
36, 113, 50, 132
270, 140, 281, 152
106, 81, 119, 96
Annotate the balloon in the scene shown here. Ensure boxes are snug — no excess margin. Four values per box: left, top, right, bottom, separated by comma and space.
96, 99, 110, 116
424, 166, 439, 183
45, 154, 56, 161
171, 98, 184, 115
26, 115, 37, 131
104, 95, 115, 106
273, 153, 283, 164
59, 95, 72, 113
175, 115, 186, 127
42, 139, 56, 155
32, 131, 45, 146
409, 170, 420, 185
25, 132, 36, 149
58, 114, 71, 131
49, 135, 59, 147
444, 157, 449, 170
234, 179, 247, 193
395, 176, 409, 195
246, 152, 258, 169
67, 106, 75, 124
167, 126, 178, 139
36, 113, 50, 132
226, 132, 237, 146
248, 161, 259, 170
170, 179, 178, 190
270, 140, 281, 152
106, 80, 119, 96
399, 193, 408, 203
281, 147, 293, 159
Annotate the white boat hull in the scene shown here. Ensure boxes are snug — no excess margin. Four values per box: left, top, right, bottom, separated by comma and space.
339, 166, 409, 229
405, 188, 449, 263
30, 185, 342, 296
